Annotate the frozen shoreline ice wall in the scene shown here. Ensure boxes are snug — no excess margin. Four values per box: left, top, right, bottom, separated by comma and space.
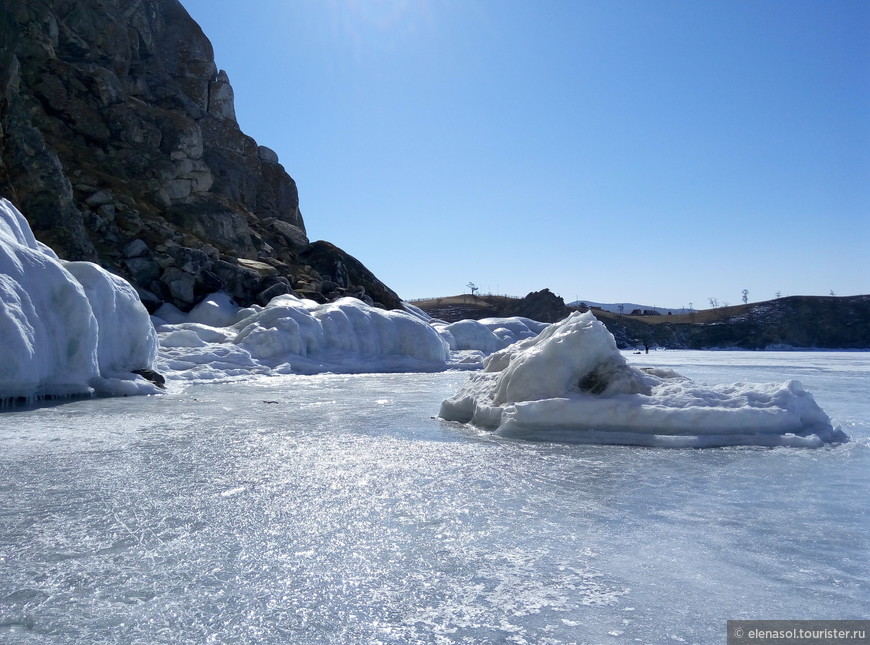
439, 311, 847, 447
153, 294, 453, 379
152, 296, 556, 381
0, 199, 160, 400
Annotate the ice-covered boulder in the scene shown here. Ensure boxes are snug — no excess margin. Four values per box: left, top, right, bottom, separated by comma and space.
439, 311, 846, 447
0, 199, 160, 400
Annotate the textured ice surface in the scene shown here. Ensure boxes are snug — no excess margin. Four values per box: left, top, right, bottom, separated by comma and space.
440, 312, 846, 447
0, 354, 867, 644
0, 199, 159, 400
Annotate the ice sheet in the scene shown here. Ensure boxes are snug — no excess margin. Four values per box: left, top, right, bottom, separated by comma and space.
1, 363, 866, 644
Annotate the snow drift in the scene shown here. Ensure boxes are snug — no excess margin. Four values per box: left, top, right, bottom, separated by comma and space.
0, 199, 159, 400
439, 311, 846, 447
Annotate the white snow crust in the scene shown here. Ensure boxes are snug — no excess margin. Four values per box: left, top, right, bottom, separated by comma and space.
439, 311, 846, 447
0, 199, 159, 400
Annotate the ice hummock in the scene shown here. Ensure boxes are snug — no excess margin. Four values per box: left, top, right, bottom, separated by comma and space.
439, 311, 846, 447
152, 294, 555, 381
154, 293, 453, 379
0, 198, 160, 401
433, 317, 550, 354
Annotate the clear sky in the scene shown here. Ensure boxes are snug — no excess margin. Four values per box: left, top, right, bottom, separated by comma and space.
180, 0, 869, 308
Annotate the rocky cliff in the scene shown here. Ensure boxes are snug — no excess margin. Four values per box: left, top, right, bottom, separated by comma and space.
0, 0, 401, 311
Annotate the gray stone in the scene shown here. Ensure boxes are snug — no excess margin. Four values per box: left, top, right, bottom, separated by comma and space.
115, 210, 145, 235
200, 244, 220, 261
268, 219, 309, 251
237, 257, 278, 277
167, 197, 258, 258
208, 70, 237, 121
195, 269, 224, 295
188, 168, 213, 193
125, 256, 160, 283
213, 260, 265, 304
123, 238, 150, 258
85, 190, 113, 206
174, 158, 194, 175
166, 178, 192, 200
134, 287, 163, 313
257, 281, 293, 305
258, 145, 279, 164
153, 253, 175, 269
167, 245, 211, 274
90, 67, 124, 106
161, 267, 196, 305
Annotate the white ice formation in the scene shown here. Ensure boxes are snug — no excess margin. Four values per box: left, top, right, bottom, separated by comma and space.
433, 317, 550, 354
0, 199, 160, 400
154, 293, 451, 380
439, 311, 846, 447
151, 296, 553, 381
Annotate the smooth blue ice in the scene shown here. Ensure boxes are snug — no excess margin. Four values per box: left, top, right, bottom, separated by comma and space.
1, 351, 868, 644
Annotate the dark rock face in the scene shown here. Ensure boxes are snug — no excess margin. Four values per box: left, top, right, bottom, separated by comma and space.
413, 289, 573, 324
501, 288, 572, 323
0, 0, 400, 311
300, 241, 402, 310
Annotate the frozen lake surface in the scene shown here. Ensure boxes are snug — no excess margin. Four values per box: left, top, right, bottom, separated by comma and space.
1, 351, 868, 644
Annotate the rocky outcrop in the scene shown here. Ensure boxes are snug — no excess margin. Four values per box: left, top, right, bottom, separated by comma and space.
0, 0, 399, 311
500, 288, 571, 323
416, 289, 572, 323
299, 241, 402, 309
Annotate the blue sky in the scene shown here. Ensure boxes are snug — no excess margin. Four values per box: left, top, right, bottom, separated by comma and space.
181, 0, 869, 308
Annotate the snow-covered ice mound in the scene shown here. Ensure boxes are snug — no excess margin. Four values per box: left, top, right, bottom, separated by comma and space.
439, 311, 846, 447
154, 293, 452, 380
0, 199, 160, 400
433, 317, 550, 354
400, 303, 549, 363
